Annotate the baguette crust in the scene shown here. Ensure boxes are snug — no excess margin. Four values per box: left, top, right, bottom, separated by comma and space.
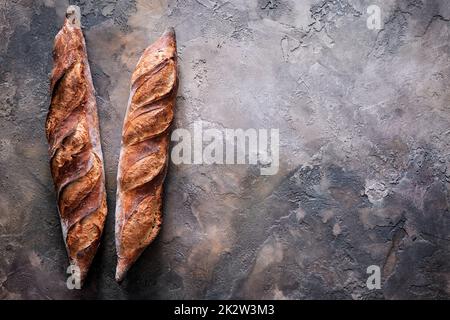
115, 29, 178, 282
46, 6, 107, 285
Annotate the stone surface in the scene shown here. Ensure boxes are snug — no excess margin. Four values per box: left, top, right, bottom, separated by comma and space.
1, 0, 450, 299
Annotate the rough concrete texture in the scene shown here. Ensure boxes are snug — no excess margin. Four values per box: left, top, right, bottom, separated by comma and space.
1, 0, 449, 299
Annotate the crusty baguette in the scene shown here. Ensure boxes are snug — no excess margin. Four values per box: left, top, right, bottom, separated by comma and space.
45, 5, 107, 285
115, 28, 178, 282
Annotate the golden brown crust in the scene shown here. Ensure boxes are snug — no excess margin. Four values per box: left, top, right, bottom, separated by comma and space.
45, 6, 107, 285
115, 28, 178, 282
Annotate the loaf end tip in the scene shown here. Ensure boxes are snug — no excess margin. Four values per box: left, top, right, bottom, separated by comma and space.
115, 258, 129, 283
163, 27, 176, 38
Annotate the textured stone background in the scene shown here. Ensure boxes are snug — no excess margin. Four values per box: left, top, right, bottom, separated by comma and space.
1, 0, 449, 299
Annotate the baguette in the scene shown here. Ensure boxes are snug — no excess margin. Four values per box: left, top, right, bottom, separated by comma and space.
115, 28, 178, 282
45, 5, 107, 285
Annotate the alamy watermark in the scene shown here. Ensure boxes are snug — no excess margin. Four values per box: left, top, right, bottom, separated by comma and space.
170, 121, 280, 176
367, 5, 382, 30
366, 265, 381, 290
66, 264, 81, 290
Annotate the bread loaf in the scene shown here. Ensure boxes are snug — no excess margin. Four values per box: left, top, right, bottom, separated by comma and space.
45, 5, 107, 285
115, 28, 178, 282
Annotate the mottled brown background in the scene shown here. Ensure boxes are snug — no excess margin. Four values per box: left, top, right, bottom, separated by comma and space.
0, 0, 449, 299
